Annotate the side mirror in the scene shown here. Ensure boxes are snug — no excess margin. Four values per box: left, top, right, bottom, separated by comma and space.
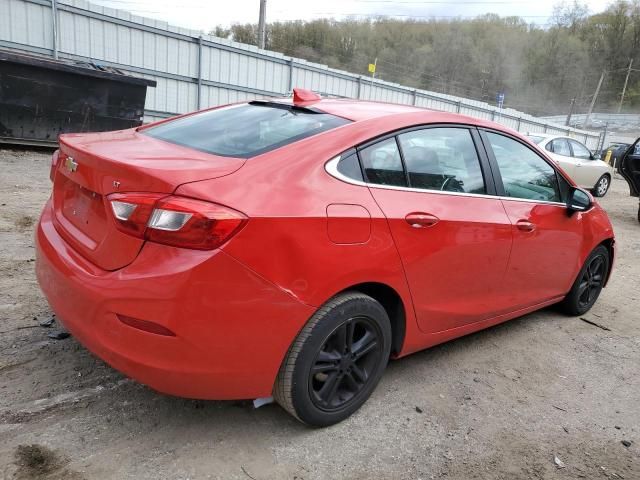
591, 152, 601, 160
567, 187, 592, 212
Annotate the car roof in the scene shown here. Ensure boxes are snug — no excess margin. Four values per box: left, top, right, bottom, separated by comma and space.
526, 133, 553, 138
312, 98, 427, 121
527, 133, 587, 144
269, 97, 501, 125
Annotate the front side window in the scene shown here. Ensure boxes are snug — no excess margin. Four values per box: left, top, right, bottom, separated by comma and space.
397, 128, 486, 193
359, 138, 407, 187
144, 103, 350, 158
486, 132, 562, 202
548, 138, 571, 157
569, 140, 592, 160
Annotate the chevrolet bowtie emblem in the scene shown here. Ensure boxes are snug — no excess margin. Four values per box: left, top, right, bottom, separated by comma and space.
65, 156, 78, 173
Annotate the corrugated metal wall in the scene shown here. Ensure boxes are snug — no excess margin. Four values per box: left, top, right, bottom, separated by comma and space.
0, 0, 602, 147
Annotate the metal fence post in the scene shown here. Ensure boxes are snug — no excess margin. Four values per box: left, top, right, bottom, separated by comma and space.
516, 116, 522, 131
288, 59, 294, 92
196, 36, 203, 109
357, 76, 362, 100
51, 0, 58, 59
456, 101, 462, 113
412, 89, 417, 106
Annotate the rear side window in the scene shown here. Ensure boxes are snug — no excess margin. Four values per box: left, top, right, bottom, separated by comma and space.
359, 138, 407, 187
337, 152, 363, 182
486, 132, 562, 202
144, 103, 350, 158
549, 138, 571, 156
397, 127, 486, 193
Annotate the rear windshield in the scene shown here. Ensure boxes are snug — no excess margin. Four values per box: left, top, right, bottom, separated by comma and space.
143, 103, 350, 158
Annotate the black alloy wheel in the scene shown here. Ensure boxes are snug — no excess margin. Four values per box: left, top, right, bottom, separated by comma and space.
274, 292, 392, 427
309, 316, 383, 411
577, 254, 606, 310
560, 245, 610, 316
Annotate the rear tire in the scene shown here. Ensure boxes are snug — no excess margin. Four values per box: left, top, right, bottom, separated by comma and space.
592, 174, 611, 197
560, 245, 609, 316
273, 292, 391, 427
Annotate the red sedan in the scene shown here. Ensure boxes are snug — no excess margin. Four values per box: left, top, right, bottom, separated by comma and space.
36, 89, 615, 426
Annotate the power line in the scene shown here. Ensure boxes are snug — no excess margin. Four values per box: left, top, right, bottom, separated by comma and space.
290, 12, 553, 19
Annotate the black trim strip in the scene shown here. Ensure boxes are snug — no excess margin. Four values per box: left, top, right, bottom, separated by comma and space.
470, 128, 497, 196
394, 136, 412, 188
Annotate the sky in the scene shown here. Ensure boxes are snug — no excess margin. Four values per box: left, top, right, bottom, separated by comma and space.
91, 0, 613, 33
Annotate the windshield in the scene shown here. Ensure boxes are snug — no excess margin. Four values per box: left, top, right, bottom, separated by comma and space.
144, 103, 351, 158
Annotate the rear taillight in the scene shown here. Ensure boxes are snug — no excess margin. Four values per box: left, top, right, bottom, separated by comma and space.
50, 150, 61, 182
109, 193, 165, 237
107, 193, 247, 250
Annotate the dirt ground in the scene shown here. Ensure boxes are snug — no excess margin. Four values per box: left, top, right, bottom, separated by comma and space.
0, 147, 638, 480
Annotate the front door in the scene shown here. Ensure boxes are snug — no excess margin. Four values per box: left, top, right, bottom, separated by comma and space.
358, 127, 512, 334
568, 139, 598, 187
482, 131, 584, 309
620, 138, 640, 197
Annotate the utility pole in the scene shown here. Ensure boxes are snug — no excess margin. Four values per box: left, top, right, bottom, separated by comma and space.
368, 58, 377, 99
257, 0, 267, 49
565, 97, 576, 126
51, 0, 59, 60
584, 70, 605, 129
369, 58, 378, 79
617, 58, 634, 113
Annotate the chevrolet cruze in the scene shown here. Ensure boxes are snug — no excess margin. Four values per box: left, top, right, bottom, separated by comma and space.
36, 89, 615, 426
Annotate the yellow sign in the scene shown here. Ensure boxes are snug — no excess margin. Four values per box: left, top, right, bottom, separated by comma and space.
604, 149, 612, 164
368, 63, 376, 73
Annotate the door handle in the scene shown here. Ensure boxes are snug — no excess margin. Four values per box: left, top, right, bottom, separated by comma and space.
405, 212, 439, 228
516, 220, 536, 232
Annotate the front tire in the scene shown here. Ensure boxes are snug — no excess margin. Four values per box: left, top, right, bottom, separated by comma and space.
274, 292, 391, 427
592, 174, 611, 197
560, 245, 610, 316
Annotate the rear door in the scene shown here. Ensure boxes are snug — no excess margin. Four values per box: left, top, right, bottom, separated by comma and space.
545, 138, 577, 177
360, 126, 513, 334
568, 139, 599, 187
481, 130, 583, 309
620, 138, 640, 197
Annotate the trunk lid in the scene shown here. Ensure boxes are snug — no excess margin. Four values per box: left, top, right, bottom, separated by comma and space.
52, 129, 245, 270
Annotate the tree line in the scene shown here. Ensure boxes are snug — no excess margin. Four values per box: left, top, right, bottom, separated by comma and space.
211, 1, 640, 116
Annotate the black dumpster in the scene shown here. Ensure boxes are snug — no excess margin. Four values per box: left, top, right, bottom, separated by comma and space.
0, 50, 156, 146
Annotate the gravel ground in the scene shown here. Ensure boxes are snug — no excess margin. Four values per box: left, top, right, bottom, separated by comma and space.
0, 147, 638, 480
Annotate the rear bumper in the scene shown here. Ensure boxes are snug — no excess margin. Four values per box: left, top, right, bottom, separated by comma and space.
36, 200, 315, 399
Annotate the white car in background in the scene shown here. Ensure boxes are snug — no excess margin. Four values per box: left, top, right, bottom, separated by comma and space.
527, 134, 614, 197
